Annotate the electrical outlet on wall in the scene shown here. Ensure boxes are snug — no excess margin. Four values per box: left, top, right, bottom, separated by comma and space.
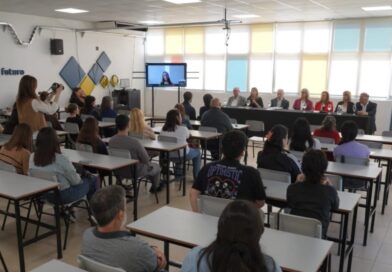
95, 46, 99, 51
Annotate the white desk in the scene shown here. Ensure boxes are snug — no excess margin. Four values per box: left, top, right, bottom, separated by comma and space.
189, 120, 249, 131
128, 206, 333, 272
356, 134, 392, 145
0, 171, 62, 272
263, 179, 360, 272
59, 118, 115, 128
31, 260, 86, 272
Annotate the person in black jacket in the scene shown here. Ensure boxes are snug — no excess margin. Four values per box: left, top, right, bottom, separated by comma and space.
355, 92, 377, 134
246, 87, 263, 108
335, 90, 354, 114
257, 124, 301, 183
182, 91, 196, 120
198, 93, 213, 120
270, 89, 289, 109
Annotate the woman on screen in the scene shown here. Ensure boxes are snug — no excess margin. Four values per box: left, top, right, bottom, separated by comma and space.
160, 71, 172, 86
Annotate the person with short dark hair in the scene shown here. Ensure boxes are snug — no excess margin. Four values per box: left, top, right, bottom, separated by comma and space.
65, 103, 83, 129
182, 200, 281, 272
182, 91, 196, 120
287, 150, 339, 238
190, 130, 266, 212
333, 121, 370, 159
109, 115, 162, 192
0, 123, 32, 175
29, 127, 97, 204
100, 96, 117, 119
289, 118, 320, 151
200, 98, 233, 160
257, 125, 301, 183
313, 115, 341, 144
81, 95, 101, 120
198, 93, 213, 120
81, 185, 167, 272
355, 92, 377, 134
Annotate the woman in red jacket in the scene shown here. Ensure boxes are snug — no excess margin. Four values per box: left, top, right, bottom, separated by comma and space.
315, 91, 334, 112
293, 88, 314, 111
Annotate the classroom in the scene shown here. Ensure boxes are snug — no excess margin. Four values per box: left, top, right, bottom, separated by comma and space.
0, 0, 392, 271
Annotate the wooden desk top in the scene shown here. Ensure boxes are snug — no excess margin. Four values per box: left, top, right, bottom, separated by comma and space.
263, 179, 361, 213
326, 161, 381, 180
128, 206, 333, 272
31, 260, 86, 272
152, 127, 222, 140
62, 148, 138, 170
0, 170, 58, 200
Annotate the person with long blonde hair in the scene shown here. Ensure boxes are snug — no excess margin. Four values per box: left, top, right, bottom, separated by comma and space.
129, 108, 156, 140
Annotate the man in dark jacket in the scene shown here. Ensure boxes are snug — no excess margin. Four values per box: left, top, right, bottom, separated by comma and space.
355, 92, 377, 134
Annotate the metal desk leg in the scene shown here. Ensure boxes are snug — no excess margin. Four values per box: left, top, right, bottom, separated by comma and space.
382, 159, 391, 214
109, 172, 113, 186
166, 151, 170, 204
371, 175, 381, 233
363, 179, 373, 246
203, 139, 207, 166
164, 241, 170, 271
182, 147, 186, 196
14, 200, 25, 272
54, 190, 63, 259
347, 204, 358, 272
132, 165, 138, 220
339, 212, 349, 272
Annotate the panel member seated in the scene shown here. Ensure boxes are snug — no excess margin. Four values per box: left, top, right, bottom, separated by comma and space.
293, 88, 314, 111
190, 130, 266, 212
270, 89, 289, 109
315, 91, 334, 112
227, 87, 246, 107
200, 98, 233, 159
355, 92, 377, 134
246, 87, 264, 108
81, 185, 166, 272
335, 90, 354, 114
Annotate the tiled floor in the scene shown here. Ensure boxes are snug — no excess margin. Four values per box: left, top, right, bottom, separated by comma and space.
1, 147, 392, 272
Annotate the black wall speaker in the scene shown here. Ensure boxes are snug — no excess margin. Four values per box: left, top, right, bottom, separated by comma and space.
50, 39, 64, 55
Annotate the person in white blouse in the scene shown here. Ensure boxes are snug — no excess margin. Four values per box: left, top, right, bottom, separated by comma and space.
161, 109, 201, 180
16, 75, 62, 132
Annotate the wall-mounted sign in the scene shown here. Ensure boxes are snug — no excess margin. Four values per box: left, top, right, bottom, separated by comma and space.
1, 68, 25, 76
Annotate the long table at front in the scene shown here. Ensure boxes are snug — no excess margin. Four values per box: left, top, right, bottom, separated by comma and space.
222, 106, 371, 134
128, 206, 333, 272
263, 179, 361, 272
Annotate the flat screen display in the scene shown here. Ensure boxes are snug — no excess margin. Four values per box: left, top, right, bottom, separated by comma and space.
146, 63, 187, 87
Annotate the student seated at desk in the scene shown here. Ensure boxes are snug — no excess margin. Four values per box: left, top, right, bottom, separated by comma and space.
313, 115, 341, 144
190, 130, 266, 212
289, 117, 321, 151
182, 91, 196, 121
174, 103, 192, 129
0, 123, 32, 175
81, 185, 166, 272
100, 96, 117, 119
129, 108, 156, 140
287, 150, 339, 238
182, 200, 281, 272
109, 115, 162, 193
65, 103, 83, 129
29, 127, 97, 204
81, 95, 100, 120
77, 118, 108, 155
161, 109, 201, 181
257, 125, 301, 183
198, 93, 213, 120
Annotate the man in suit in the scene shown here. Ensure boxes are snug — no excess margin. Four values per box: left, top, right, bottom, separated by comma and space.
270, 89, 289, 109
355, 92, 377, 134
227, 87, 246, 107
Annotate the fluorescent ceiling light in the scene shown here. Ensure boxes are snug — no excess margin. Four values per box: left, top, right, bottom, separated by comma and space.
163, 0, 201, 4
55, 8, 89, 14
362, 6, 392, 11
233, 14, 259, 19
139, 20, 164, 25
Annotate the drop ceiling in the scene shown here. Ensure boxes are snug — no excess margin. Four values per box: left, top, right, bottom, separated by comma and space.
0, 0, 392, 24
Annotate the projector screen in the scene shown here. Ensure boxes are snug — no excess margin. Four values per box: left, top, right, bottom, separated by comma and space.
146, 63, 187, 87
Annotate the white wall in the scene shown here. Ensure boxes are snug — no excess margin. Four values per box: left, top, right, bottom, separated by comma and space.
143, 89, 392, 135
0, 11, 145, 109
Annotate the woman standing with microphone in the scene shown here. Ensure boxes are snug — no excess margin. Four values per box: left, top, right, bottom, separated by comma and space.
16, 75, 63, 132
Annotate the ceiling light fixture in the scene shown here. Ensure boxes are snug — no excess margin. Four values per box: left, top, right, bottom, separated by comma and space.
139, 20, 164, 25
163, 0, 201, 4
362, 6, 392, 11
232, 14, 259, 19
55, 8, 89, 14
